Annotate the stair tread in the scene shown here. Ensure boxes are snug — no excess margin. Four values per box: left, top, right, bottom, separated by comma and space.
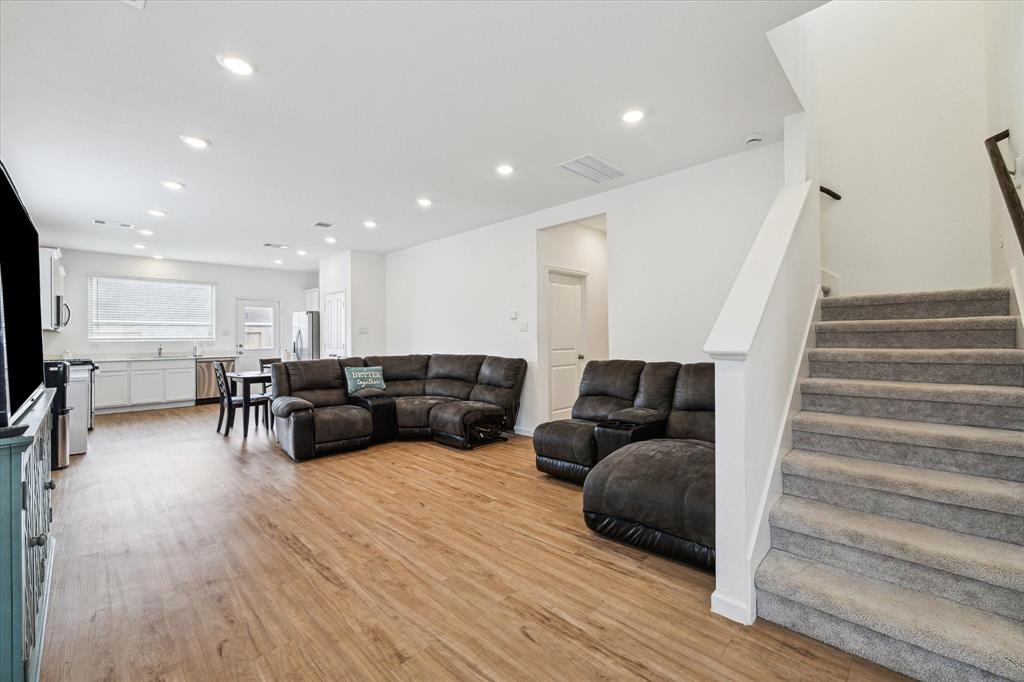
815, 315, 1018, 332
756, 551, 1024, 680
791, 412, 1024, 458
772, 495, 1024, 591
821, 287, 1011, 308
807, 348, 1024, 365
784, 449, 1024, 515
800, 377, 1024, 407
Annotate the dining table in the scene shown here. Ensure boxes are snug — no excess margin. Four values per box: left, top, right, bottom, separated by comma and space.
225, 369, 272, 438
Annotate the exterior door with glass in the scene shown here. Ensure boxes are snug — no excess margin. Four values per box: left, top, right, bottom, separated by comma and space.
236, 299, 281, 371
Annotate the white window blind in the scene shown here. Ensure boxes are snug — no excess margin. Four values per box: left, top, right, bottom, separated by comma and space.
88, 276, 216, 341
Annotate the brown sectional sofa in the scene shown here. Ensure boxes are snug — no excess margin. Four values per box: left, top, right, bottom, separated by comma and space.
271, 354, 526, 460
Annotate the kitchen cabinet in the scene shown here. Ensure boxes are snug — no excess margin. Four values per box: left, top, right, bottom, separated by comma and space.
164, 367, 198, 402
38, 247, 67, 331
303, 288, 320, 312
94, 367, 129, 408
94, 358, 197, 411
129, 370, 164, 405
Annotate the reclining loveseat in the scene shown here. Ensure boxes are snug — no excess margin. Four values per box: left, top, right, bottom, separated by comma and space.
582, 363, 716, 569
271, 354, 527, 461
532, 359, 682, 483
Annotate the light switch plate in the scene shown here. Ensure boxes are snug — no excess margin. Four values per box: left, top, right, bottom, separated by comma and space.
510, 310, 518, 320
358, 327, 369, 335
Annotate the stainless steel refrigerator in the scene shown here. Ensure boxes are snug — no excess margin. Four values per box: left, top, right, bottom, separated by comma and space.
292, 311, 320, 360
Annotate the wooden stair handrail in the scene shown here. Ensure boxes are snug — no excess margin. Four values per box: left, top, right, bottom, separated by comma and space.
985, 129, 1024, 257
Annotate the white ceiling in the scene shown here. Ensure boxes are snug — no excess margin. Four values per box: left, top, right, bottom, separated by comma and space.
0, 0, 819, 272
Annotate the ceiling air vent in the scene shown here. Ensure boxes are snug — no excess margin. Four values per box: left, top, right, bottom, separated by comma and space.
263, 243, 291, 250
311, 221, 335, 229
559, 154, 625, 183
93, 219, 134, 229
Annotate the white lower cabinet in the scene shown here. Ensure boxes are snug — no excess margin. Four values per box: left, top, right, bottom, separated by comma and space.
164, 367, 197, 402
95, 371, 129, 408
94, 358, 197, 411
129, 370, 164, 405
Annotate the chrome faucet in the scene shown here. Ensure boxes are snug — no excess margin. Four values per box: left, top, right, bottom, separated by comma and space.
157, 344, 163, 358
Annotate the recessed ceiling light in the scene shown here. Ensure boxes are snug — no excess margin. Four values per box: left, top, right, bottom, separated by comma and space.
296, 250, 307, 256
216, 53, 255, 76
325, 236, 337, 244
132, 244, 146, 250
153, 255, 164, 260
273, 259, 283, 265
621, 108, 645, 124
363, 220, 377, 229
161, 180, 185, 191
138, 229, 154, 236
147, 209, 167, 217
416, 197, 432, 208
179, 135, 211, 149
495, 164, 514, 176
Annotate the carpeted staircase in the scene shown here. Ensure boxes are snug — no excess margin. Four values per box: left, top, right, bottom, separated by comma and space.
754, 287, 1024, 682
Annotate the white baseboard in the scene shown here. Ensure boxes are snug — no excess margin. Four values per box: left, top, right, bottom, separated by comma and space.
97, 400, 198, 415
711, 589, 755, 625
513, 425, 535, 437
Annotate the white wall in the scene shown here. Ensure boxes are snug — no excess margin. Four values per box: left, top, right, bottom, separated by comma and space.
386, 143, 784, 432
318, 250, 387, 358
536, 220, 610, 420
350, 251, 386, 356
985, 0, 1024, 288
807, 0, 992, 295
43, 248, 316, 359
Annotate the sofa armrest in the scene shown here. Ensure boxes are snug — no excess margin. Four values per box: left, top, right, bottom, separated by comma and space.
272, 396, 314, 418
606, 407, 666, 425
594, 420, 666, 462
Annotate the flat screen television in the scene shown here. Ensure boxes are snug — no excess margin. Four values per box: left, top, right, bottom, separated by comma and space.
0, 159, 45, 428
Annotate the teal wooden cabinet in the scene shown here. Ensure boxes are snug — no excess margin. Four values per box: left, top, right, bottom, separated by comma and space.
1, 390, 55, 682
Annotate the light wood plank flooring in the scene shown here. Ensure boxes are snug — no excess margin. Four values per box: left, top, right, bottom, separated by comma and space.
42, 405, 907, 681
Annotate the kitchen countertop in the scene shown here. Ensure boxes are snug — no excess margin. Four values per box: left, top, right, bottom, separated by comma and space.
47, 353, 239, 363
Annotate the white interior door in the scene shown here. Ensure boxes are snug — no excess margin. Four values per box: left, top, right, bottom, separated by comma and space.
323, 290, 347, 358
236, 299, 281, 371
548, 272, 585, 421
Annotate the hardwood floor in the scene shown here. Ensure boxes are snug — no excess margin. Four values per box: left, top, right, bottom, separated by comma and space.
42, 405, 907, 681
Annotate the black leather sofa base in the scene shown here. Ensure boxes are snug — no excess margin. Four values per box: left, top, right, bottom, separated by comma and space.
535, 455, 590, 484
583, 511, 715, 570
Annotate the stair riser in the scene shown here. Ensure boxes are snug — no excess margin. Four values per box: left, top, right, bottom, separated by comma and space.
791, 429, 1024, 482
808, 360, 1024, 387
815, 329, 1017, 349
755, 593, 1004, 682
821, 299, 1009, 322
801, 393, 1024, 431
782, 475, 1024, 545
770, 528, 1024, 623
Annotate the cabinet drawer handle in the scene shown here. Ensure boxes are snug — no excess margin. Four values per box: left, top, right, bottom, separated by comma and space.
45, 480, 56, 490
28, 533, 47, 548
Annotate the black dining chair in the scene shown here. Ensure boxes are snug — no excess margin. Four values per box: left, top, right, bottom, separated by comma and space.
215, 361, 271, 435
257, 357, 280, 431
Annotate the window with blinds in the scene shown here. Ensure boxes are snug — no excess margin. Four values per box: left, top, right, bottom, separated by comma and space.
88, 276, 216, 341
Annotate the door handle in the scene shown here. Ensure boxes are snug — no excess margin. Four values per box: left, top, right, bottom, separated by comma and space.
577, 354, 585, 360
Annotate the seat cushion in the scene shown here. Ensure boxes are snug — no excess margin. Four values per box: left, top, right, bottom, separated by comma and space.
429, 400, 505, 438
532, 418, 599, 467
394, 395, 457, 428
583, 438, 715, 549
313, 405, 373, 444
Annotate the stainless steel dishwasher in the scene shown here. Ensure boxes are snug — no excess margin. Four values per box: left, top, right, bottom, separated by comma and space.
196, 358, 235, 403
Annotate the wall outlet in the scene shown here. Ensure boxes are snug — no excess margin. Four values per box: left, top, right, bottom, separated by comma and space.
358, 327, 369, 335
520, 322, 529, 332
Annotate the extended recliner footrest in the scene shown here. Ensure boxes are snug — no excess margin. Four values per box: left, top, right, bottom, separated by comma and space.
430, 401, 507, 449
